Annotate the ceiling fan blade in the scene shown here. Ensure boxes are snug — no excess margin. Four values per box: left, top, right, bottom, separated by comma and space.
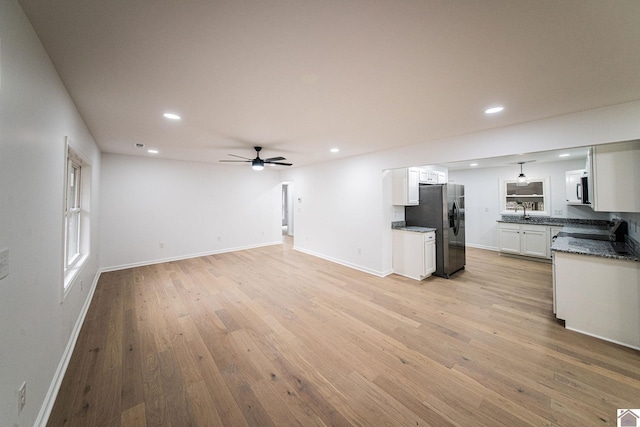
264, 156, 286, 162
227, 154, 252, 160
266, 161, 292, 166
219, 160, 251, 163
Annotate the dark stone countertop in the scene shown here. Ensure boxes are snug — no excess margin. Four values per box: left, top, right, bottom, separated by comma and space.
550, 225, 639, 263
391, 221, 436, 233
497, 215, 611, 228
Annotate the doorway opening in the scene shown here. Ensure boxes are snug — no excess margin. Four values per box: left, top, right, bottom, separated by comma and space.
282, 182, 294, 237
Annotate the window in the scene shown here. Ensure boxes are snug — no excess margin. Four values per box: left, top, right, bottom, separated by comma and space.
64, 141, 90, 293
500, 177, 550, 216
65, 157, 82, 268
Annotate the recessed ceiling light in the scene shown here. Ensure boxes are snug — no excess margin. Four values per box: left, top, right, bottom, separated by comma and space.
484, 106, 504, 114
147, 149, 159, 154
559, 153, 570, 157
163, 113, 181, 120
470, 163, 478, 167
330, 148, 339, 153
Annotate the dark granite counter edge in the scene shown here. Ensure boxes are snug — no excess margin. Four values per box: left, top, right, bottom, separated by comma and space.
498, 215, 611, 227
551, 234, 639, 263
391, 221, 436, 233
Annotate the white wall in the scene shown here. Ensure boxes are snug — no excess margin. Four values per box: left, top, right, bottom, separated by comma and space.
100, 154, 282, 269
281, 155, 388, 275
448, 159, 611, 250
281, 101, 640, 276
0, 1, 101, 425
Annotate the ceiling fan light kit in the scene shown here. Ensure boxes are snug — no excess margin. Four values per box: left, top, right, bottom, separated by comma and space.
220, 146, 292, 170
251, 159, 264, 171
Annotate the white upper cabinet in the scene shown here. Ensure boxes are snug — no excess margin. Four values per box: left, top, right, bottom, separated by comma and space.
589, 140, 640, 212
392, 168, 420, 206
565, 169, 585, 205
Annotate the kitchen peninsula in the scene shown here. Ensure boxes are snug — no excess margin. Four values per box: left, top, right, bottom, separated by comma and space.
551, 221, 640, 350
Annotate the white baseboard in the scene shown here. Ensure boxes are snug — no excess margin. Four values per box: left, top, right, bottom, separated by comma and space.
101, 241, 283, 272
466, 243, 499, 251
35, 269, 101, 427
293, 246, 387, 277
565, 326, 640, 351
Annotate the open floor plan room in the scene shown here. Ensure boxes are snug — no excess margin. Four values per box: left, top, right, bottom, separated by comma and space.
48, 242, 640, 426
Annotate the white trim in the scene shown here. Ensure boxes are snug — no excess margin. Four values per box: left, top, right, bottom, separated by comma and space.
63, 253, 89, 300
100, 241, 283, 272
499, 176, 551, 217
35, 269, 101, 427
565, 326, 640, 351
466, 243, 499, 251
292, 246, 387, 277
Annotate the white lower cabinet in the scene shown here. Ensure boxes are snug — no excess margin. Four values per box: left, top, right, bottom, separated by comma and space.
554, 251, 640, 349
498, 223, 550, 258
392, 230, 436, 280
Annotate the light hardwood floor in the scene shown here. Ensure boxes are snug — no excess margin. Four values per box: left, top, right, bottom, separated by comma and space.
48, 239, 640, 426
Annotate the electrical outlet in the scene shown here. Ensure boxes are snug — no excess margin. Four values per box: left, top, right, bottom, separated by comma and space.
80, 280, 83, 291
159, 243, 164, 249
357, 248, 362, 255
18, 382, 26, 414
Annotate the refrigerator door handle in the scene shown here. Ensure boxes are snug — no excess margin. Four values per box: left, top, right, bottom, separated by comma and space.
452, 201, 459, 235
449, 204, 455, 228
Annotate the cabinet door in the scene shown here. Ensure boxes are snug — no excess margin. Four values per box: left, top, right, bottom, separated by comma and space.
423, 233, 436, 276
565, 169, 584, 205
591, 141, 640, 212
392, 168, 420, 206
498, 227, 521, 254
521, 227, 549, 258
407, 168, 420, 205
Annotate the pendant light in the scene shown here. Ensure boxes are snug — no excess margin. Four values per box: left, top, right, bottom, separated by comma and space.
516, 161, 528, 186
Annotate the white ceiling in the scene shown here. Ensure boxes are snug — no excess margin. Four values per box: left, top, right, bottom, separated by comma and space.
17, 0, 640, 168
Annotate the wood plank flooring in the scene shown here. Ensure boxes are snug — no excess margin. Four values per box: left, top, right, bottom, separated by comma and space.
47, 239, 640, 426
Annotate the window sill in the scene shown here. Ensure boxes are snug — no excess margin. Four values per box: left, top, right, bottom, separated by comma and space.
63, 253, 89, 301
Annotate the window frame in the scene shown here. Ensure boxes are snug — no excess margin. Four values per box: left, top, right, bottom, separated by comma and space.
499, 177, 550, 216
63, 139, 90, 297
65, 157, 82, 269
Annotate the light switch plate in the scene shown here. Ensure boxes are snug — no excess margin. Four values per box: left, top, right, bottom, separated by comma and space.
0, 248, 9, 280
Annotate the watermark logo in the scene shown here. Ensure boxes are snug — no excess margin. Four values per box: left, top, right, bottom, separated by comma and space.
619, 409, 640, 427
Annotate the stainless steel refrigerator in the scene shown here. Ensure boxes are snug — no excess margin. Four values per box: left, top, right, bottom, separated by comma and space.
405, 184, 465, 278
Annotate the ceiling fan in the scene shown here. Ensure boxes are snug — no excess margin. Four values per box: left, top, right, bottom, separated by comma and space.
219, 146, 292, 170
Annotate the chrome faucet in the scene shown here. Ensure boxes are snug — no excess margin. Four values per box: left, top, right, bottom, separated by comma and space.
516, 201, 530, 219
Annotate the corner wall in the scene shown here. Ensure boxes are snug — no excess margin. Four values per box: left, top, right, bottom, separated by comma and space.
0, 1, 102, 425
99, 154, 283, 270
